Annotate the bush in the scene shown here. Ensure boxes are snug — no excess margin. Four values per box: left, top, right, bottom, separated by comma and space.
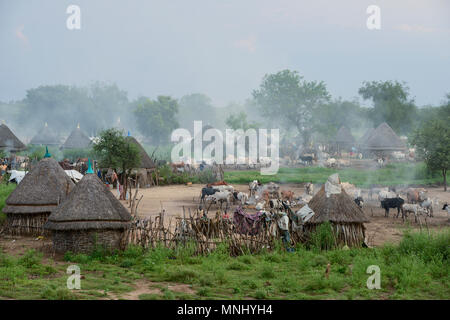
309, 222, 336, 250
19, 250, 42, 268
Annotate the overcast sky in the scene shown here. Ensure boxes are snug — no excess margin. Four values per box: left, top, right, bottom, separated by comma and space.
1, 0, 449, 106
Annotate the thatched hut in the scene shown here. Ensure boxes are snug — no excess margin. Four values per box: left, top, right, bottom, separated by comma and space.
362, 122, 406, 155
2, 158, 75, 235
44, 173, 132, 253
125, 135, 156, 187
0, 123, 26, 152
306, 174, 369, 247
333, 126, 355, 152
30, 123, 60, 146
61, 124, 91, 149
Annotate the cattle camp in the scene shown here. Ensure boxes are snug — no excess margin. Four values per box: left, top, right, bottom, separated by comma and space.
0, 1, 449, 304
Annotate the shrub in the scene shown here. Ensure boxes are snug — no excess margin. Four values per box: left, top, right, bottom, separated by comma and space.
309, 221, 336, 250
19, 250, 42, 268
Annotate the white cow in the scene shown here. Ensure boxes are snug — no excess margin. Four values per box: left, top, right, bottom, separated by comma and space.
402, 203, 429, 222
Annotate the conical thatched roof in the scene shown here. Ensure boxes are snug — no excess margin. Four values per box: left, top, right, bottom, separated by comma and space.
358, 128, 375, 146
62, 125, 91, 149
363, 122, 406, 151
3, 158, 75, 214
307, 176, 369, 224
125, 136, 155, 169
0, 123, 26, 151
30, 123, 60, 146
44, 174, 132, 231
334, 126, 355, 144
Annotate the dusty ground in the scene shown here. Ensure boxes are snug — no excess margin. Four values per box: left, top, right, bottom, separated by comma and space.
117, 183, 450, 247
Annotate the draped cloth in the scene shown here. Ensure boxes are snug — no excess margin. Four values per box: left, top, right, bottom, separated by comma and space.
233, 207, 264, 236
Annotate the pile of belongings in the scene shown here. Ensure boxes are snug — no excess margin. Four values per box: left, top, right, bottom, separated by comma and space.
325, 173, 341, 197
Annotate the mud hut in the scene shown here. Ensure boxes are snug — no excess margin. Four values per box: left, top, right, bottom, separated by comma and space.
0, 123, 26, 152
2, 157, 75, 235
333, 126, 355, 153
30, 123, 60, 146
44, 173, 132, 253
362, 122, 406, 155
61, 124, 91, 149
306, 174, 369, 247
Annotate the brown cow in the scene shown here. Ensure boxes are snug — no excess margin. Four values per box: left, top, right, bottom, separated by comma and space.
281, 190, 294, 202
406, 188, 427, 204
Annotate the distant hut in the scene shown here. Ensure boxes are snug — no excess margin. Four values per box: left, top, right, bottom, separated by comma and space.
61, 124, 91, 149
362, 122, 406, 156
2, 157, 75, 235
30, 123, 60, 146
358, 128, 374, 148
333, 126, 355, 153
44, 173, 132, 253
306, 173, 369, 247
125, 135, 156, 187
0, 123, 26, 152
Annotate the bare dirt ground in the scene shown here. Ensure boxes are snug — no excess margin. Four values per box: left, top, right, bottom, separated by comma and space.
118, 183, 450, 247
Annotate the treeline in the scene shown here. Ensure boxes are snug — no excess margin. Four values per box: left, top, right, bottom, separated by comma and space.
0, 70, 448, 147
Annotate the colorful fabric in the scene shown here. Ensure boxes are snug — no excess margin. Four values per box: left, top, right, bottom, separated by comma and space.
233, 207, 264, 235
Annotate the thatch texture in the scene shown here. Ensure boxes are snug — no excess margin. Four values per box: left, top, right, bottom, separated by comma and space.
308, 186, 369, 224
125, 136, 155, 169
30, 123, 60, 146
3, 158, 75, 235
61, 126, 91, 149
0, 124, 26, 152
44, 174, 132, 231
363, 122, 406, 151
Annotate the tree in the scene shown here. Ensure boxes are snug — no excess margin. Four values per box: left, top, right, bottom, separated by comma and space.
133, 96, 179, 146
178, 93, 217, 131
92, 128, 141, 198
358, 80, 417, 135
252, 69, 330, 147
225, 111, 260, 131
411, 118, 450, 191
313, 98, 367, 140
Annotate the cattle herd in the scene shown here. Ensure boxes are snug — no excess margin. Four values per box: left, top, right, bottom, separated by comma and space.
198, 180, 447, 225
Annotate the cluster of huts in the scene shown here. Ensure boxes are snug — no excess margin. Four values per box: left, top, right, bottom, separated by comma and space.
331, 122, 407, 156
2, 155, 132, 253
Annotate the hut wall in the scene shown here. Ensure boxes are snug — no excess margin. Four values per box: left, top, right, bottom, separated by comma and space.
5, 213, 50, 236
303, 222, 366, 247
51, 229, 126, 253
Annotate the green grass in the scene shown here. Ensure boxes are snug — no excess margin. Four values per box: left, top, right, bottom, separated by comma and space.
224, 162, 448, 187
0, 229, 448, 300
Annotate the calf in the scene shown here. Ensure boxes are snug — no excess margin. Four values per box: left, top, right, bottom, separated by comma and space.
420, 198, 436, 217
380, 197, 404, 218
354, 197, 364, 209
233, 191, 249, 205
